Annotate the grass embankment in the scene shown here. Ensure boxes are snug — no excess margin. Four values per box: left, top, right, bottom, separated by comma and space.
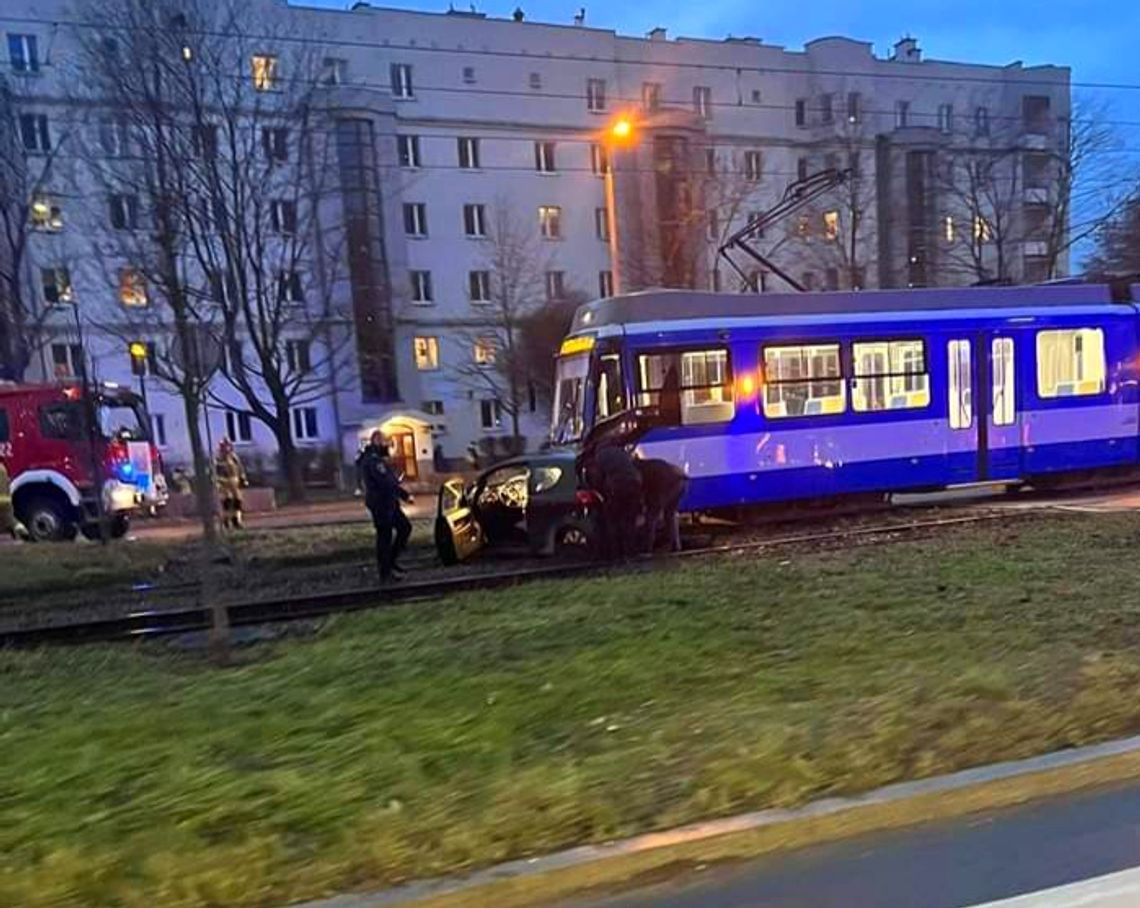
5, 513, 1140, 907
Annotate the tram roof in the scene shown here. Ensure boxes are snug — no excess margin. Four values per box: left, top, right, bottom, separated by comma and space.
570, 284, 1140, 334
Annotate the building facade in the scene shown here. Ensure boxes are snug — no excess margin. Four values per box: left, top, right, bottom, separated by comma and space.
0, 1, 1071, 481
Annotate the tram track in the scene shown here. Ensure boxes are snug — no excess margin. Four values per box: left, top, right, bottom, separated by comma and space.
0, 509, 1033, 648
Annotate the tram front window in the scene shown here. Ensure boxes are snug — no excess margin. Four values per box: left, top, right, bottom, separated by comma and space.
551, 353, 589, 444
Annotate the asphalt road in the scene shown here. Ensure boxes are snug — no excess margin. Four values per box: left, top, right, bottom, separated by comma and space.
574, 780, 1140, 908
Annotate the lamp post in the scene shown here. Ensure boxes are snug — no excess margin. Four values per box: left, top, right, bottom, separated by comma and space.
603, 115, 636, 296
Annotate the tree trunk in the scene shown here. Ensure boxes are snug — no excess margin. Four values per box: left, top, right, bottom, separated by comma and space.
276, 422, 306, 503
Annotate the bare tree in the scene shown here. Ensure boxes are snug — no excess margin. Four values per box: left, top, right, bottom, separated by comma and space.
1087, 193, 1140, 275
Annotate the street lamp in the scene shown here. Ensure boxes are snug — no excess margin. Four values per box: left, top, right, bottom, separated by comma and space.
129, 341, 150, 416
602, 114, 637, 296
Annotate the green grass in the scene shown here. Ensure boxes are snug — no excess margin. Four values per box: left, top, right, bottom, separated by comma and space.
6, 513, 1140, 907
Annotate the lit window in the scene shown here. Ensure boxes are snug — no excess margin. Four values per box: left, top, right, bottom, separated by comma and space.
992, 337, 1016, 426
410, 270, 433, 303
390, 63, 413, 99
19, 113, 50, 152
693, 86, 712, 119
636, 348, 734, 426
403, 202, 428, 237
463, 203, 486, 237
973, 215, 992, 243
30, 195, 62, 231
948, 339, 972, 429
251, 54, 278, 91
127, 341, 157, 376
413, 336, 439, 370
1036, 328, 1106, 398
468, 270, 491, 302
8, 34, 39, 73
545, 270, 565, 300
851, 340, 929, 412
397, 135, 421, 168
119, 268, 148, 307
944, 215, 956, 243
595, 207, 610, 241
474, 336, 496, 366
225, 410, 253, 444
285, 339, 311, 374
744, 150, 763, 182
587, 78, 607, 112
534, 141, 557, 173
40, 267, 72, 305
457, 136, 480, 169
538, 205, 562, 239
271, 199, 297, 235
291, 406, 319, 441
762, 344, 844, 418
823, 210, 840, 241
642, 82, 661, 110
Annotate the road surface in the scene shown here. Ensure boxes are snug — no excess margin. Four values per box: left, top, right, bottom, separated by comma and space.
575, 780, 1140, 908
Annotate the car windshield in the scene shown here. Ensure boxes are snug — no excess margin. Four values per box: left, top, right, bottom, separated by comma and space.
98, 398, 149, 442
550, 354, 589, 445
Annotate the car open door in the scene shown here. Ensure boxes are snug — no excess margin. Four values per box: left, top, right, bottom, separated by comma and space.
434, 477, 485, 565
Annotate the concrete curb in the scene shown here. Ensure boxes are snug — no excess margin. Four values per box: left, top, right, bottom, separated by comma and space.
288, 733, 1140, 908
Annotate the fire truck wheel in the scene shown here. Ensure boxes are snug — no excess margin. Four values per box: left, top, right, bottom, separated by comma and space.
22, 496, 79, 543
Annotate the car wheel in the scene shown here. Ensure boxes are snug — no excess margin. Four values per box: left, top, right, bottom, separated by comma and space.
22, 496, 79, 543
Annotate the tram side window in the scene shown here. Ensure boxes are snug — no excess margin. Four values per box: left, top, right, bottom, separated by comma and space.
1036, 328, 1106, 398
595, 353, 625, 421
636, 348, 733, 425
851, 339, 930, 412
762, 343, 844, 418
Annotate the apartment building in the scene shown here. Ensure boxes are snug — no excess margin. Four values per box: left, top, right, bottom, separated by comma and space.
0, 1, 1071, 480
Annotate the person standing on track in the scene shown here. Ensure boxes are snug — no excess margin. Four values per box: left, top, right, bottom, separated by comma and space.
358, 430, 413, 582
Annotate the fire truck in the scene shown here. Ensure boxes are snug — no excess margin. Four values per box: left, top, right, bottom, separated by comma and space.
0, 382, 167, 541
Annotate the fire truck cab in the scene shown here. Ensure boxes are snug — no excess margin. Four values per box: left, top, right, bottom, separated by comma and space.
0, 382, 168, 541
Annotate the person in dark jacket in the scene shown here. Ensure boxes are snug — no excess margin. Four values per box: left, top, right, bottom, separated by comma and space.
636, 458, 688, 553
583, 439, 644, 561
357, 431, 413, 581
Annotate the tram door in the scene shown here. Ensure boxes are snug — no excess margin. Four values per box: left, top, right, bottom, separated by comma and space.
947, 334, 1021, 482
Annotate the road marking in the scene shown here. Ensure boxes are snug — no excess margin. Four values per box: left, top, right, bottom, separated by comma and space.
967, 866, 1140, 907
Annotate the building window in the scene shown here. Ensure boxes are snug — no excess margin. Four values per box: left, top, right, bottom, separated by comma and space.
636, 348, 734, 426
642, 81, 661, 110
463, 203, 487, 237
744, 150, 763, 182
391, 63, 414, 99
285, 339, 311, 374
410, 270, 433, 303
397, 134, 421, 168
262, 127, 288, 162
468, 270, 491, 303
823, 210, 839, 241
457, 136, 480, 169
474, 336, 497, 366
8, 34, 39, 73
538, 205, 562, 239
693, 86, 712, 119
795, 98, 807, 127
895, 100, 910, 128
973, 215, 992, 243
225, 410, 253, 444
291, 407, 319, 442
529, 72, 542, 90
191, 124, 216, 159
479, 398, 503, 430
251, 54, 278, 91
545, 270, 565, 300
534, 141, 556, 173
1023, 95, 1051, 134
321, 57, 346, 86
948, 339, 972, 429
598, 270, 614, 298
595, 206, 609, 241
938, 103, 953, 134
19, 114, 50, 152
413, 336, 439, 370
762, 344, 844, 418
851, 340, 930, 412
847, 91, 861, 123
586, 78, 607, 112
797, 157, 809, 182
271, 199, 297, 235
1036, 328, 1106, 398
277, 271, 304, 303
462, 65, 476, 84
975, 106, 991, 137
119, 268, 148, 307
820, 93, 833, 125
151, 413, 167, 447
109, 194, 139, 230
590, 143, 609, 175
50, 343, 84, 379
40, 267, 72, 305
992, 337, 1016, 427
751, 89, 763, 105
423, 400, 445, 416
403, 202, 428, 237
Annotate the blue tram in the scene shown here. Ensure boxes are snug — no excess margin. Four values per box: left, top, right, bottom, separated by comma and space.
551, 283, 1140, 511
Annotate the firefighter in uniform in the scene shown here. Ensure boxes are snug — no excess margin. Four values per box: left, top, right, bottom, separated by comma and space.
357, 431, 413, 581
214, 438, 248, 530
0, 461, 15, 539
